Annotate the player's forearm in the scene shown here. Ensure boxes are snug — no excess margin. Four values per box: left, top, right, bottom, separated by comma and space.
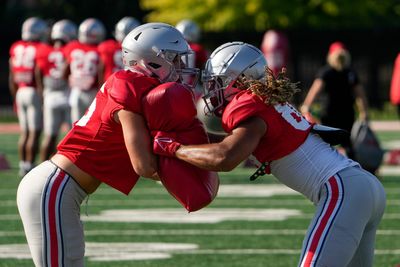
175, 144, 238, 172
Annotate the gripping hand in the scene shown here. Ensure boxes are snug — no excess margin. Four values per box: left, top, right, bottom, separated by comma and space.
152, 131, 181, 157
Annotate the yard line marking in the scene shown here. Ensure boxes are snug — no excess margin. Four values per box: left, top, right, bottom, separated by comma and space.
1, 243, 400, 262
2, 210, 400, 221
2, 228, 400, 237
83, 208, 302, 223
2, 198, 400, 207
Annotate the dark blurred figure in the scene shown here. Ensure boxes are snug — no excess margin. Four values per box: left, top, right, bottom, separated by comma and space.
300, 41, 369, 159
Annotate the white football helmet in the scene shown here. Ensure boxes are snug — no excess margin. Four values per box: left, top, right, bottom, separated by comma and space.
51, 19, 78, 43
122, 22, 200, 88
114, 17, 140, 43
21, 17, 48, 42
202, 42, 267, 116
78, 18, 106, 44
175, 19, 200, 43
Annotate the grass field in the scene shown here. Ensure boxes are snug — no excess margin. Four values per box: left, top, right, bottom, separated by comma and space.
0, 130, 399, 266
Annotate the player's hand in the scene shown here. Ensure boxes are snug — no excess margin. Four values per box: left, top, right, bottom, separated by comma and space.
152, 131, 181, 157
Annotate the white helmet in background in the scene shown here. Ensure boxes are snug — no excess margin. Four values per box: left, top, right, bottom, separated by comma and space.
114, 17, 140, 43
22, 17, 48, 42
51, 19, 78, 43
176, 19, 200, 43
202, 42, 267, 116
78, 18, 106, 44
122, 22, 199, 88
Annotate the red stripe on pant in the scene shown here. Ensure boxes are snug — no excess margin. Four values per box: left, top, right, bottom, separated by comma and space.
47, 170, 66, 266
302, 176, 341, 267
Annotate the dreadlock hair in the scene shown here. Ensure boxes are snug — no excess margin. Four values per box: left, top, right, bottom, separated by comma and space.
236, 67, 300, 105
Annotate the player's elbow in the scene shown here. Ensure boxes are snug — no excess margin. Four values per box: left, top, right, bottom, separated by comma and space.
213, 152, 239, 172
133, 163, 158, 179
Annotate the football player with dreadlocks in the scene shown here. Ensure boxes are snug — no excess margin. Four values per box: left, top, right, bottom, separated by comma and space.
153, 42, 386, 267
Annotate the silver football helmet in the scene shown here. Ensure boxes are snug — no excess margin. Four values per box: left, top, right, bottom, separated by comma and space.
21, 17, 48, 42
51, 19, 78, 43
175, 19, 200, 43
114, 17, 140, 43
122, 22, 200, 88
78, 18, 106, 44
202, 42, 267, 116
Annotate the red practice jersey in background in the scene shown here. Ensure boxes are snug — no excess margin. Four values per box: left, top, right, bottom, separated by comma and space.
98, 39, 123, 81
63, 40, 101, 90
36, 44, 68, 85
9, 40, 44, 88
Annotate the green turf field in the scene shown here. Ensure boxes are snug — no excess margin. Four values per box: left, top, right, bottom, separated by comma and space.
0, 131, 399, 266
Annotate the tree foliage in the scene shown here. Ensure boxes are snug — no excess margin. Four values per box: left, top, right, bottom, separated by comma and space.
140, 0, 400, 32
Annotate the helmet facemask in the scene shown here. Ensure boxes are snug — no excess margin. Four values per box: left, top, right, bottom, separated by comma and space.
202, 72, 240, 117
201, 42, 268, 117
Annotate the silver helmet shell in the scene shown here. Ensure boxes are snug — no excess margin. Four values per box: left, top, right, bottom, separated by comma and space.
78, 18, 106, 45
121, 22, 199, 88
202, 41, 267, 116
114, 17, 140, 43
22, 17, 48, 42
175, 19, 200, 43
51, 19, 78, 43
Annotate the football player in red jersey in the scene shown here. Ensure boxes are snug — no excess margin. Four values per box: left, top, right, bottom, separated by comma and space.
63, 18, 106, 124
36, 19, 77, 161
16, 23, 202, 266
153, 42, 386, 267
9, 17, 49, 177
98, 17, 140, 82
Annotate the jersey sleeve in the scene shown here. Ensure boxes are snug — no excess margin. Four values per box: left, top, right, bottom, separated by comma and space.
108, 71, 159, 114
222, 92, 265, 132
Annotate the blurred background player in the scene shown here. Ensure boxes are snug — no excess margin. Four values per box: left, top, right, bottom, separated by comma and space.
98, 16, 140, 82
260, 29, 290, 77
300, 41, 369, 159
36, 19, 77, 161
63, 18, 105, 123
176, 19, 224, 141
9, 17, 49, 177
176, 19, 208, 100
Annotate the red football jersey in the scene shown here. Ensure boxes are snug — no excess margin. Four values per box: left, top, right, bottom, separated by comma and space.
57, 70, 160, 194
9, 40, 43, 88
98, 39, 122, 80
63, 40, 101, 90
222, 90, 312, 162
36, 44, 68, 78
